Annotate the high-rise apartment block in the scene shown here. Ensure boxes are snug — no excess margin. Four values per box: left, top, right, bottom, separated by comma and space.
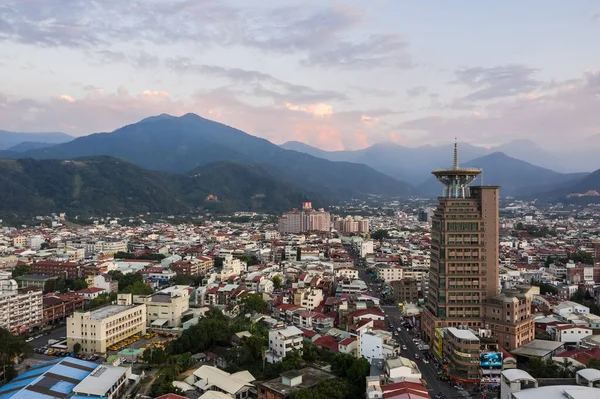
422, 143, 499, 343
278, 202, 330, 234
333, 216, 369, 234
0, 272, 43, 334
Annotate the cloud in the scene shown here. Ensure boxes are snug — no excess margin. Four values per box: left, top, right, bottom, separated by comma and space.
398, 70, 600, 148
303, 34, 412, 69
406, 86, 427, 97
165, 58, 347, 103
284, 102, 333, 117
59, 95, 75, 103
453, 64, 541, 101
349, 86, 396, 97
1, 2, 410, 71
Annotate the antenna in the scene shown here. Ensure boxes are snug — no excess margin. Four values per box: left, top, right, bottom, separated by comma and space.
481, 169, 484, 186
453, 137, 459, 170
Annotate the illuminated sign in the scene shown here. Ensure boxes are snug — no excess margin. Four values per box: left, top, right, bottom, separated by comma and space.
480, 351, 503, 368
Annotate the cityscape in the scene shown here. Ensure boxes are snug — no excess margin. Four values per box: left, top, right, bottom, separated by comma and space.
2, 2, 600, 399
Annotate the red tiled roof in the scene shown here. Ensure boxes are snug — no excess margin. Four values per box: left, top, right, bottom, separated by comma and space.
76, 287, 105, 294
339, 337, 357, 346
314, 335, 339, 352
554, 347, 600, 366
301, 328, 319, 338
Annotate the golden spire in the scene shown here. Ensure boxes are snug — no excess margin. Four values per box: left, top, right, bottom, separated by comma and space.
453, 137, 459, 170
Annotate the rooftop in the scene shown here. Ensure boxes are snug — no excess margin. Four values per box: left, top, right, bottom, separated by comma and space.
89, 304, 136, 320
73, 365, 128, 397
512, 385, 600, 399
258, 367, 334, 395
0, 357, 99, 399
447, 327, 478, 341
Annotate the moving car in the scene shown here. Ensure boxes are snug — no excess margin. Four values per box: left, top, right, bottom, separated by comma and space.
402, 345, 408, 350
414, 354, 420, 360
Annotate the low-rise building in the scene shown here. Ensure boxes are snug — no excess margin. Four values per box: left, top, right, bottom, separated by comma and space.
267, 326, 303, 363
0, 357, 134, 399
133, 287, 190, 327
189, 365, 255, 399
42, 292, 85, 325
256, 367, 335, 399
67, 294, 146, 354
15, 274, 59, 291
384, 357, 422, 383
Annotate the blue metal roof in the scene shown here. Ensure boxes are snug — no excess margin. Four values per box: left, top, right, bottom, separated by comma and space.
0, 358, 98, 399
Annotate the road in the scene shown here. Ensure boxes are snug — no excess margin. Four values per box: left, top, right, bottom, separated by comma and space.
346, 244, 464, 399
28, 326, 67, 349
382, 306, 459, 399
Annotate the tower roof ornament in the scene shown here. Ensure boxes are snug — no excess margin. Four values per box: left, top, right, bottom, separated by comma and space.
453, 137, 459, 170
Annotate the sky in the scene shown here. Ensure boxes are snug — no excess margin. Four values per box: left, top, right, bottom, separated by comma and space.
1, 0, 600, 151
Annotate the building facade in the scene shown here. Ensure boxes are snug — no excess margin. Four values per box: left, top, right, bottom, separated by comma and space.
422, 143, 500, 345
67, 294, 146, 354
0, 272, 43, 334
30, 261, 80, 279
390, 278, 420, 305
483, 285, 535, 350
268, 326, 303, 363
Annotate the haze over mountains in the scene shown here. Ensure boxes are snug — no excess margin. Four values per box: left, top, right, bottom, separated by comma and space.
0, 130, 73, 150
2, 113, 600, 217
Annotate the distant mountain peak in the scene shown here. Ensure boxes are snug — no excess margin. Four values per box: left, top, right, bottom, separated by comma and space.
138, 113, 177, 123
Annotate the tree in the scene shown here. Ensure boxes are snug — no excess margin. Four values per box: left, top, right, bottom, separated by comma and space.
66, 278, 88, 291
588, 358, 600, 370
40, 242, 50, 250
292, 378, 350, 399
143, 346, 167, 365
0, 328, 32, 383
121, 281, 153, 295
272, 275, 282, 290
11, 264, 29, 279
371, 229, 390, 240
73, 342, 81, 353
89, 292, 117, 309
239, 293, 267, 315
568, 250, 594, 265
107, 270, 144, 291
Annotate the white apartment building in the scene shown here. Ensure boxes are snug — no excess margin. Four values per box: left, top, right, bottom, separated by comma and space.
0, 272, 43, 334
267, 326, 303, 363
377, 264, 403, 282
67, 294, 146, 354
133, 287, 190, 327
360, 329, 397, 364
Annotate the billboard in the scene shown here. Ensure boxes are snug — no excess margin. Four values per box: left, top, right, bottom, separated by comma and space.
480, 351, 502, 368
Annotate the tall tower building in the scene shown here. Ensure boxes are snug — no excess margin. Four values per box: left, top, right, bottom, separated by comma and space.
422, 142, 500, 345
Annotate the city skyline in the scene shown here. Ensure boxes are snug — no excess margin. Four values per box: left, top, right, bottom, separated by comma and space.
1, 1, 600, 151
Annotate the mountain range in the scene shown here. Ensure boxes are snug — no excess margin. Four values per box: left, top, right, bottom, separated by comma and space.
0, 157, 322, 217
2, 113, 600, 217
